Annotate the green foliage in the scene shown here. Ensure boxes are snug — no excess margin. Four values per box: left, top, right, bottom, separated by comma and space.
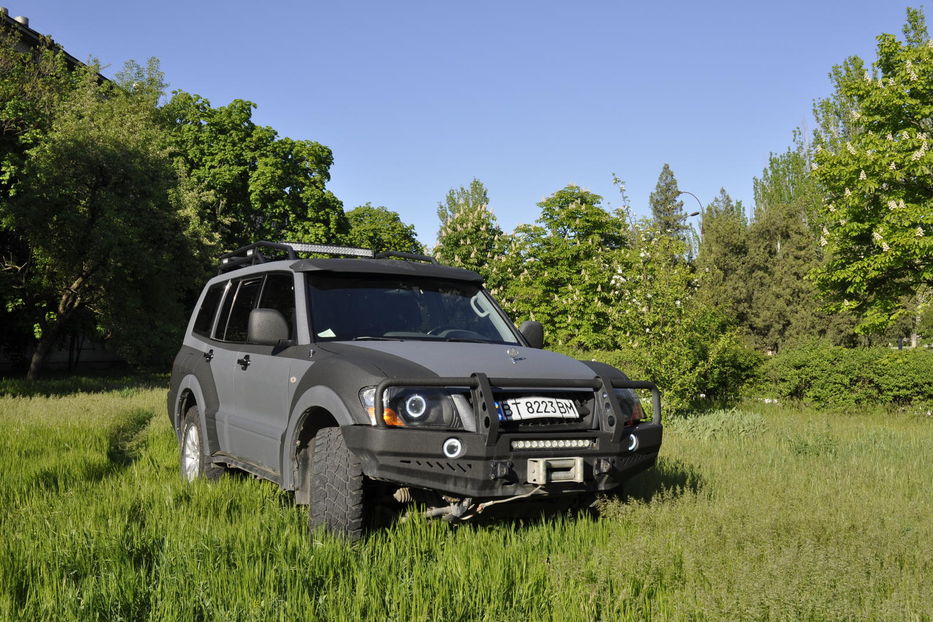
436, 177, 489, 226
609, 225, 762, 415
576, 330, 761, 418
344, 203, 423, 253
758, 340, 933, 407
164, 91, 347, 253
0, 28, 79, 364
3, 63, 198, 376
1, 40, 348, 377
3, 386, 932, 620
746, 143, 858, 351
494, 185, 625, 349
648, 163, 688, 241
696, 188, 749, 322
112, 57, 166, 105
812, 7, 933, 332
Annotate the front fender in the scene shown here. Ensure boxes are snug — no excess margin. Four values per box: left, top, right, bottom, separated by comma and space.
279, 385, 358, 490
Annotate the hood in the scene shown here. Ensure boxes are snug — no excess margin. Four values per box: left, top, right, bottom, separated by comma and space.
330, 341, 597, 381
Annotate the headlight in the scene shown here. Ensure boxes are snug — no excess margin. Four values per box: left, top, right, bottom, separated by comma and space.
359, 387, 461, 429
613, 388, 644, 425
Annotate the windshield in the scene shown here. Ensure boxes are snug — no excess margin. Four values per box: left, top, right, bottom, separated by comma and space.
307, 274, 521, 344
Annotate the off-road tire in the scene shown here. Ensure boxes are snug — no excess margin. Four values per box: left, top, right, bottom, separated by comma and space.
179, 406, 226, 481
309, 427, 366, 539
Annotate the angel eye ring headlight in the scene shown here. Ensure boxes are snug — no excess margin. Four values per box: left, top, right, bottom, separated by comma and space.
359, 387, 462, 429
404, 394, 427, 419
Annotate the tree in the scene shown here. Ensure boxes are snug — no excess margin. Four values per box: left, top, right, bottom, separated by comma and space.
746, 144, 858, 352
433, 179, 504, 283
1, 26, 79, 366
436, 177, 488, 227
696, 188, 750, 324
164, 92, 347, 254
607, 221, 758, 415
812, 7, 933, 333
5, 70, 198, 378
345, 204, 423, 253
648, 163, 688, 241
495, 185, 625, 348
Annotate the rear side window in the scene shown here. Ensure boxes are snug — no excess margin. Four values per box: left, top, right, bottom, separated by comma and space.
193, 283, 227, 337
220, 278, 263, 342
259, 273, 296, 340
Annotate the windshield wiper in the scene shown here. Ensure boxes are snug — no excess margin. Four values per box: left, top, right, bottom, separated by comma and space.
352, 336, 404, 341
442, 337, 491, 343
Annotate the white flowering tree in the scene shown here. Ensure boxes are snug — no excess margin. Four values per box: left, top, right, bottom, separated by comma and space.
433, 198, 504, 282
493, 185, 627, 349
812, 7, 933, 332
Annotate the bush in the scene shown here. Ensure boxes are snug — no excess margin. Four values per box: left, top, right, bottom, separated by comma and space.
567, 331, 763, 418
758, 341, 933, 408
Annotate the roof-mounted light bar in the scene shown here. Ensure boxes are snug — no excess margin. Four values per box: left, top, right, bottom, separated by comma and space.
217, 240, 433, 274
284, 242, 375, 258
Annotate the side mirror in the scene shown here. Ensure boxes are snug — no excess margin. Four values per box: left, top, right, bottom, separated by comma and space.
518, 320, 544, 349
248, 308, 290, 345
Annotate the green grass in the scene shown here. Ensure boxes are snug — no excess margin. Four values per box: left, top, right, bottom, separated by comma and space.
1, 380, 931, 621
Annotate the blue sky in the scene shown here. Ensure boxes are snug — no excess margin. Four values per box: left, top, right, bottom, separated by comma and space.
11, 1, 922, 245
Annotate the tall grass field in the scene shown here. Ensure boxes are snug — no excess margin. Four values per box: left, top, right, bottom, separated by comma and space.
1, 377, 930, 621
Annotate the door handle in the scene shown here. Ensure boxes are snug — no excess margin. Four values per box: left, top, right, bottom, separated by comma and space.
203, 349, 214, 362
236, 354, 251, 370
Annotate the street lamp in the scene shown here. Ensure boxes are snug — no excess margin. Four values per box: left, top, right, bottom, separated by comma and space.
677, 190, 704, 214
677, 192, 704, 259
677, 191, 704, 234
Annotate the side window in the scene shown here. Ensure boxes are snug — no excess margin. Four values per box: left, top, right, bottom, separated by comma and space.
259, 273, 296, 340
193, 282, 227, 337
220, 278, 263, 342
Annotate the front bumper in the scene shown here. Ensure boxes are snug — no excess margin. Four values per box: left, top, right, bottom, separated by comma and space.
345, 372, 663, 498
343, 421, 661, 497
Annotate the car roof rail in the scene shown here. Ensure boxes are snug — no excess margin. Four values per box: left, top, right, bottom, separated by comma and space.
374, 250, 438, 264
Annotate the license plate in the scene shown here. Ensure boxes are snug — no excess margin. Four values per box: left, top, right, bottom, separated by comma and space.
497, 397, 580, 421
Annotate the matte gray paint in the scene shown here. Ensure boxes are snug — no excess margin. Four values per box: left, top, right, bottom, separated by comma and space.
247, 308, 289, 344
279, 385, 356, 490
168, 344, 222, 453
340, 341, 597, 381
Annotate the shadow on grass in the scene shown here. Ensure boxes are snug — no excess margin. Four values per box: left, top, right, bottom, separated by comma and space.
0, 372, 168, 398
106, 408, 156, 467
365, 458, 708, 536
27, 408, 156, 494
621, 457, 705, 502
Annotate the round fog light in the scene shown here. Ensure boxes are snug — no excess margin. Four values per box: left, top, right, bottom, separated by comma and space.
627, 433, 640, 452
442, 437, 464, 459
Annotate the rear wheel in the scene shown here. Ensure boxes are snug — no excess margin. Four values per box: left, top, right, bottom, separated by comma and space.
308, 427, 366, 539
179, 406, 225, 481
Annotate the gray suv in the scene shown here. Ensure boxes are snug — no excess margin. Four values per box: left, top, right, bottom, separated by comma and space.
168, 242, 662, 538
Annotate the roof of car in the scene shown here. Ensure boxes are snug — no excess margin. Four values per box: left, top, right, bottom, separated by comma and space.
290, 257, 484, 283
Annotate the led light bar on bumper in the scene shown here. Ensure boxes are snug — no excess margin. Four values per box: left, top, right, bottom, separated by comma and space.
510, 439, 594, 450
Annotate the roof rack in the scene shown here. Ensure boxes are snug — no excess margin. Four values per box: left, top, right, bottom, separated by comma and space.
218, 241, 436, 273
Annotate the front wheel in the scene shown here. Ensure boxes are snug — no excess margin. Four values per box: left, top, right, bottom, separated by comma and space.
179, 406, 225, 482
308, 427, 366, 539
